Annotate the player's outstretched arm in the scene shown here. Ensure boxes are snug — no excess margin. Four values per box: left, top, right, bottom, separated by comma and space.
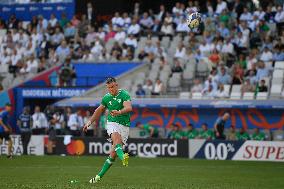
83, 105, 106, 132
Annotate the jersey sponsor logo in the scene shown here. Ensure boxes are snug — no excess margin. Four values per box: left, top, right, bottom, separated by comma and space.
109, 101, 112, 105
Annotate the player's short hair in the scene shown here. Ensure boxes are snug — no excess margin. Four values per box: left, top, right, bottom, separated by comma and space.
106, 77, 117, 84
5, 103, 11, 107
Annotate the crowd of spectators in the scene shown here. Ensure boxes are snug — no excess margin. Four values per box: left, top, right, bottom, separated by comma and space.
0, 0, 284, 94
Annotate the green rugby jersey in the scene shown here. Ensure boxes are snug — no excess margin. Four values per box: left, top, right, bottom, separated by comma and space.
183, 129, 199, 139
101, 89, 131, 127
251, 132, 265, 141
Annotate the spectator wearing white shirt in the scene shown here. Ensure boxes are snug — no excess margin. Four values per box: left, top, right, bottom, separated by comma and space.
221, 39, 234, 55
96, 27, 106, 41
215, 84, 228, 98
139, 12, 154, 31
26, 54, 39, 73
253, 7, 265, 20
112, 12, 124, 31
238, 21, 250, 38
91, 40, 103, 58
124, 34, 137, 49
114, 27, 126, 42
0, 50, 11, 65
49, 14, 58, 28
246, 53, 257, 70
85, 26, 97, 46
122, 12, 131, 29
11, 48, 21, 66
67, 109, 84, 136
32, 106, 48, 135
174, 43, 186, 60
127, 19, 140, 37
202, 85, 216, 99
151, 79, 164, 96
240, 7, 252, 22
203, 77, 218, 93
248, 15, 260, 31
172, 2, 183, 15
256, 61, 269, 82
260, 47, 273, 62
13, 29, 28, 46
233, 32, 248, 54
191, 79, 203, 93
215, 0, 227, 15
160, 21, 174, 38
176, 19, 189, 33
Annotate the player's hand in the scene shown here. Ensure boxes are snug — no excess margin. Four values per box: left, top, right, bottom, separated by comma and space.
110, 110, 121, 117
4, 126, 9, 132
216, 132, 220, 137
83, 122, 91, 133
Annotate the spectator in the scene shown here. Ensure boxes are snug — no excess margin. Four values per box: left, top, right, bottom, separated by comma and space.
59, 57, 76, 86
209, 49, 221, 66
183, 124, 199, 139
246, 70, 258, 85
217, 67, 231, 85
87, 2, 95, 24
49, 14, 58, 28
26, 54, 39, 73
257, 79, 268, 92
215, 0, 227, 15
227, 125, 237, 140
260, 47, 273, 62
139, 12, 154, 32
174, 43, 186, 60
202, 85, 216, 99
171, 58, 183, 73
251, 128, 265, 141
112, 12, 124, 31
124, 34, 138, 49
160, 22, 174, 38
232, 64, 244, 84
56, 40, 70, 60
176, 18, 189, 33
241, 79, 255, 95
114, 27, 126, 42
256, 61, 269, 82
236, 128, 250, 140
135, 84, 146, 98
273, 46, 284, 61
64, 22, 76, 39
214, 112, 230, 140
32, 106, 48, 135
52, 110, 65, 135
51, 27, 65, 46
136, 122, 159, 138
199, 123, 214, 140
143, 79, 154, 95
236, 54, 247, 69
67, 109, 83, 136
151, 79, 164, 96
127, 18, 140, 36
104, 25, 116, 42
215, 84, 228, 98
274, 6, 284, 34
239, 7, 252, 22
191, 79, 203, 93
203, 76, 218, 92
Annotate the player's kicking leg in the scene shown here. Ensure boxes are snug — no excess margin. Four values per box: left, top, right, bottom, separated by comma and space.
89, 132, 129, 184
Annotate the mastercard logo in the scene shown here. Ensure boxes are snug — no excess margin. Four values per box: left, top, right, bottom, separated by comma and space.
66, 140, 85, 155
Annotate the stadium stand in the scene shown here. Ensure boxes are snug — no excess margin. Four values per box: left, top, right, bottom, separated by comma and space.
0, 0, 284, 140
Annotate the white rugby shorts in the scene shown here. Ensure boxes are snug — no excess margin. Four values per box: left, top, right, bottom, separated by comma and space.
106, 121, 129, 145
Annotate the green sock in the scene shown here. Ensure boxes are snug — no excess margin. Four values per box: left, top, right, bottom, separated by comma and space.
115, 144, 124, 160
98, 156, 114, 177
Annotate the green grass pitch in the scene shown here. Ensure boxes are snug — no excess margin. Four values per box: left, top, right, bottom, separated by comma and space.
0, 156, 283, 189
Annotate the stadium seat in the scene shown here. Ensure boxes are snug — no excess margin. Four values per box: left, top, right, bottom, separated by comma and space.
224, 85, 231, 94
243, 92, 255, 100
274, 61, 284, 70
272, 129, 284, 141
231, 85, 242, 92
272, 70, 284, 79
161, 36, 170, 48
192, 92, 202, 99
270, 84, 283, 98
168, 77, 181, 93
256, 92, 268, 100
179, 92, 191, 99
0, 64, 9, 76
230, 92, 242, 100
196, 62, 208, 77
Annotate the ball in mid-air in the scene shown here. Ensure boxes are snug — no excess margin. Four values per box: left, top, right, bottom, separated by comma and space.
187, 12, 201, 30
